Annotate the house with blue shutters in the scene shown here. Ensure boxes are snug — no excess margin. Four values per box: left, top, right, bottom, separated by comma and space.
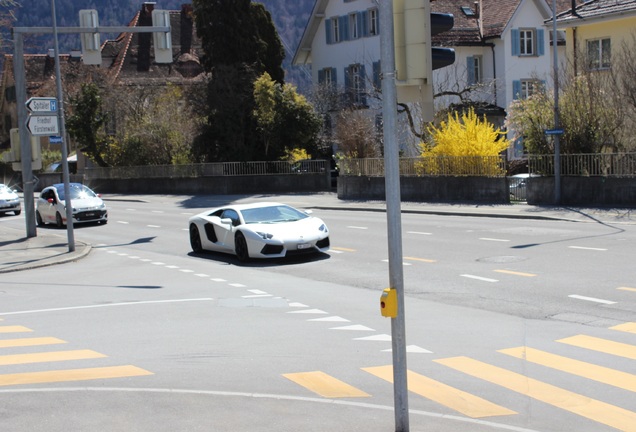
294, 0, 581, 159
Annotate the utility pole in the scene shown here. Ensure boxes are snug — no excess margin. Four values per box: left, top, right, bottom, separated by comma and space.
552, 0, 561, 205
379, 1, 410, 430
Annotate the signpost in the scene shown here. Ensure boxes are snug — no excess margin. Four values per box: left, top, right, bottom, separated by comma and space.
26, 97, 58, 113
26, 115, 60, 136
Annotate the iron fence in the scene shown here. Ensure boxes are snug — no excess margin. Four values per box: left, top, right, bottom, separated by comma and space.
529, 153, 636, 177
338, 156, 507, 177
84, 160, 328, 179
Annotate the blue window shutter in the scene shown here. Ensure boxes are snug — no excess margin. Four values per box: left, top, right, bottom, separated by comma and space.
537, 29, 545, 56
360, 64, 367, 105
356, 13, 364, 39
373, 61, 381, 90
467, 56, 475, 85
511, 29, 520, 56
326, 19, 333, 45
339, 16, 348, 41
362, 11, 369, 37
318, 69, 325, 84
332, 67, 338, 85
512, 80, 521, 99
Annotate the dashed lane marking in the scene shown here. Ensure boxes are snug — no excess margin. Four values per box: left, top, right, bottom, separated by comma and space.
329, 325, 374, 331
618, 286, 636, 292
0, 337, 67, 348
557, 335, 636, 360
610, 322, 636, 334
568, 294, 616, 305
461, 274, 498, 283
407, 231, 432, 235
0, 350, 105, 366
283, 371, 370, 398
404, 256, 437, 263
363, 365, 515, 419
347, 226, 368, 230
499, 346, 636, 392
435, 356, 636, 431
494, 269, 537, 277
479, 238, 510, 242
0, 365, 153, 387
568, 246, 607, 251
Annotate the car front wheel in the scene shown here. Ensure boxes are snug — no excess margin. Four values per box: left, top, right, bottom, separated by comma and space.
36, 211, 44, 226
235, 232, 250, 262
55, 212, 64, 228
189, 224, 203, 253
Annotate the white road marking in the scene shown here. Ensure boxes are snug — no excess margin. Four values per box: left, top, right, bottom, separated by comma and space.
568, 246, 607, 251
151, 210, 164, 213
287, 309, 328, 314
179, 269, 195, 273
329, 325, 375, 331
165, 265, 179, 269
151, 262, 165, 266
461, 274, 499, 283
147, 225, 161, 228
568, 294, 616, 305
242, 294, 272, 298
248, 289, 268, 295
210, 278, 226, 282
354, 334, 392, 341
479, 238, 510, 242
347, 226, 368, 230
0, 298, 215, 315
140, 259, 152, 262
383, 345, 433, 354
229, 283, 246, 288
381, 259, 412, 266
407, 231, 432, 235
194, 273, 210, 278
308, 316, 350, 322
288, 302, 308, 308
117, 221, 129, 224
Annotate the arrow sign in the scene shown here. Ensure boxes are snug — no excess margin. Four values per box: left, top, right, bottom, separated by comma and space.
26, 97, 58, 113
26, 115, 59, 136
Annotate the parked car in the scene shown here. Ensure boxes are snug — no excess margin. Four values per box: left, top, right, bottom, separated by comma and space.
188, 202, 330, 261
509, 173, 536, 201
36, 183, 108, 227
0, 184, 21, 216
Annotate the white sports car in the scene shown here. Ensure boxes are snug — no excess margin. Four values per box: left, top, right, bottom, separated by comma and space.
188, 202, 330, 261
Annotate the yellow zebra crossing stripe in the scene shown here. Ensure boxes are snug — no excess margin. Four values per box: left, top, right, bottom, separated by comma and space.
283, 371, 370, 398
0, 337, 67, 348
499, 346, 636, 392
0, 326, 33, 333
0, 350, 106, 366
362, 365, 515, 418
435, 356, 636, 432
558, 335, 636, 360
611, 322, 636, 334
0, 365, 153, 386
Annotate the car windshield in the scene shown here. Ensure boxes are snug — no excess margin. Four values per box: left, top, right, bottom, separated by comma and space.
57, 185, 97, 201
241, 205, 309, 224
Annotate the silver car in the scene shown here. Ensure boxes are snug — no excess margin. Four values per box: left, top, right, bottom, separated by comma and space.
36, 183, 108, 227
0, 184, 21, 216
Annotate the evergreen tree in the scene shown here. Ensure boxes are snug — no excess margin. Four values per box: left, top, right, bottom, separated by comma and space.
192, 0, 286, 162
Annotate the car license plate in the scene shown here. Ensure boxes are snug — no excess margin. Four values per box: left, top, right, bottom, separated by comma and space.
85, 212, 95, 217
297, 243, 311, 250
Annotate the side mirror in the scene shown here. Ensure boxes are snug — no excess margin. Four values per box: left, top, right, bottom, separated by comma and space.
220, 218, 233, 225
47, 198, 55, 204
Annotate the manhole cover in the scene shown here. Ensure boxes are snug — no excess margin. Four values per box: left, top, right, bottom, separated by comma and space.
477, 256, 527, 263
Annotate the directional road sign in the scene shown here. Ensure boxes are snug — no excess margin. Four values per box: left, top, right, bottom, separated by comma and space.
26, 97, 58, 113
26, 115, 59, 136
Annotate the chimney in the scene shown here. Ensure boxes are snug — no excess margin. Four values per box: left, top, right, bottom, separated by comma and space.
137, 2, 155, 71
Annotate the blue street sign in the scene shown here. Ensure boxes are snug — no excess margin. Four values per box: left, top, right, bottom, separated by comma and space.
545, 129, 564, 135
49, 136, 63, 144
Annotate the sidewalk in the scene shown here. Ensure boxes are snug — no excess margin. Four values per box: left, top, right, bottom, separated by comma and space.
1, 192, 634, 274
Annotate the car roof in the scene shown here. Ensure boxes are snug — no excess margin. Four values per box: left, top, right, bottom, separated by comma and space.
225, 202, 285, 211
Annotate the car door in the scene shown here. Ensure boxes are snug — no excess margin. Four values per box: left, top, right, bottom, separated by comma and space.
38, 189, 57, 222
212, 209, 240, 250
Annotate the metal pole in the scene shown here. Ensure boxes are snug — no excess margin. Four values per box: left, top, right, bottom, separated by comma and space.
51, 0, 75, 251
379, 1, 409, 430
13, 32, 37, 238
552, 0, 561, 205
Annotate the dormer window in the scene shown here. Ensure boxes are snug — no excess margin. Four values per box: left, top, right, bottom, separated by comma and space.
461, 6, 475, 17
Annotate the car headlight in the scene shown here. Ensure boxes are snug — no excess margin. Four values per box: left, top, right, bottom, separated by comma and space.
256, 231, 273, 240
319, 224, 328, 232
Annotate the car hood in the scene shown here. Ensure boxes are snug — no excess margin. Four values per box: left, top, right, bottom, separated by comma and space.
246, 217, 326, 236
68, 197, 104, 209
0, 192, 19, 200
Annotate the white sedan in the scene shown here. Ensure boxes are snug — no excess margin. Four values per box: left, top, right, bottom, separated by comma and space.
0, 184, 21, 216
188, 202, 330, 261
36, 183, 108, 227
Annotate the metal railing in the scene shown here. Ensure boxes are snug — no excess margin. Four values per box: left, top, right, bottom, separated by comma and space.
338, 156, 507, 177
84, 160, 328, 179
529, 153, 636, 177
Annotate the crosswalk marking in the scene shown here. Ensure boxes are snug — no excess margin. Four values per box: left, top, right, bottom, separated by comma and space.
557, 335, 636, 360
0, 365, 153, 387
435, 356, 636, 431
0, 337, 67, 348
362, 365, 515, 419
611, 322, 636, 334
499, 346, 636, 392
0, 326, 33, 333
0, 349, 106, 366
283, 371, 370, 398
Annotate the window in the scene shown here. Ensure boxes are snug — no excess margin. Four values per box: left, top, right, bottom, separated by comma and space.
511, 29, 544, 56
368, 8, 379, 36
345, 64, 367, 106
519, 29, 534, 56
467, 55, 482, 85
326, 17, 340, 44
319, 67, 337, 86
513, 79, 544, 99
587, 38, 611, 70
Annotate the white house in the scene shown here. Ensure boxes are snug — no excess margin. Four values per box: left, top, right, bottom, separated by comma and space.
293, 0, 579, 160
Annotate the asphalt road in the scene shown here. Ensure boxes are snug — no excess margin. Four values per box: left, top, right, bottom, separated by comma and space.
0, 196, 634, 432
